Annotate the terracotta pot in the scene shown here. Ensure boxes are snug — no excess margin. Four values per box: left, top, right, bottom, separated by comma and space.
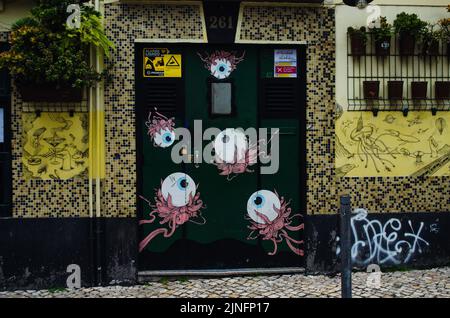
18, 84, 83, 103
435, 81, 450, 99
375, 36, 391, 56
411, 81, 428, 99
350, 34, 366, 56
388, 81, 403, 100
363, 81, 380, 100
398, 33, 416, 56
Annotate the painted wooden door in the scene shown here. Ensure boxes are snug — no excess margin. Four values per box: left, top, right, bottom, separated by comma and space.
136, 44, 306, 271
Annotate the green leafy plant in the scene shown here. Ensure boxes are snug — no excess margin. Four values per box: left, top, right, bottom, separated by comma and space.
371, 16, 392, 41
393, 12, 427, 38
0, 0, 114, 89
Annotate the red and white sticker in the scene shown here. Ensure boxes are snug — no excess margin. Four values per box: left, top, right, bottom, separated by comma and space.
274, 49, 297, 78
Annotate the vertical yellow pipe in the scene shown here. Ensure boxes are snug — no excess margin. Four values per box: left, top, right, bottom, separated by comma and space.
95, 0, 101, 219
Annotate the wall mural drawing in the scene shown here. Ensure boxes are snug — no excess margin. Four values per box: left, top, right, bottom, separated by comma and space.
350, 209, 430, 266
246, 190, 304, 256
197, 50, 245, 79
145, 108, 176, 148
139, 172, 206, 252
22, 112, 88, 180
213, 128, 257, 180
336, 111, 450, 177
212, 128, 279, 180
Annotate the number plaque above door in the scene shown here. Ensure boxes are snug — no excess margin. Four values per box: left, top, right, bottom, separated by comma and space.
203, 1, 240, 44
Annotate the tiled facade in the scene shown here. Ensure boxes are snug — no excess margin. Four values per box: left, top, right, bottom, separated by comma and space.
4, 3, 448, 217
239, 5, 337, 214
102, 3, 205, 217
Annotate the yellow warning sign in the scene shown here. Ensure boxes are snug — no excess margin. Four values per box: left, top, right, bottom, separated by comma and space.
143, 48, 181, 78
163, 54, 182, 78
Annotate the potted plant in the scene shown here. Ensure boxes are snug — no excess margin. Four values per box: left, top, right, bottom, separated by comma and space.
0, 0, 114, 103
388, 81, 403, 100
438, 16, 450, 57
393, 12, 427, 56
363, 80, 380, 99
348, 26, 367, 56
435, 81, 450, 99
421, 24, 441, 56
372, 17, 392, 56
411, 81, 428, 99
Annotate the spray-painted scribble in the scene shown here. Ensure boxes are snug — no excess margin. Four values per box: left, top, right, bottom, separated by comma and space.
351, 208, 429, 265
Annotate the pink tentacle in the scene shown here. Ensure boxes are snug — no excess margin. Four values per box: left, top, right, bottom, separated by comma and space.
254, 209, 271, 224
280, 231, 304, 256
285, 222, 304, 231
268, 238, 278, 256
139, 228, 169, 252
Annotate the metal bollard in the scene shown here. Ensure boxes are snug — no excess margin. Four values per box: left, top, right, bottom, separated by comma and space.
340, 195, 352, 298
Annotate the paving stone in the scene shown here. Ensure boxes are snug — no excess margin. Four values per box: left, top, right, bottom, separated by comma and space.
0, 267, 449, 298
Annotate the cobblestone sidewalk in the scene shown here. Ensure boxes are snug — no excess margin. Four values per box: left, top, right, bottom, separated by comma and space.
0, 267, 449, 298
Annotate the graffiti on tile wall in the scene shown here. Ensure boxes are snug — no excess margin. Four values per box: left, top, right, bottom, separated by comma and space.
335, 111, 450, 177
22, 112, 89, 180
351, 209, 429, 265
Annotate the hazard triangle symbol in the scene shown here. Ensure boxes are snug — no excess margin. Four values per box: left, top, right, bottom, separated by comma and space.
166, 56, 180, 66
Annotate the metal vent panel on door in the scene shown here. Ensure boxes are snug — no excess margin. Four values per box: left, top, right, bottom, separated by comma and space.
141, 79, 184, 117
260, 78, 300, 118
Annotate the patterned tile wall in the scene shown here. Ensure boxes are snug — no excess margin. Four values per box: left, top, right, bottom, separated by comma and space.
239, 5, 338, 215
11, 89, 91, 218
102, 3, 205, 217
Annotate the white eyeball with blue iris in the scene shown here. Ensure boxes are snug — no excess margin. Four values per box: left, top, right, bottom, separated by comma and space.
247, 190, 280, 224
161, 172, 196, 207
214, 128, 248, 163
211, 58, 232, 79
154, 128, 175, 148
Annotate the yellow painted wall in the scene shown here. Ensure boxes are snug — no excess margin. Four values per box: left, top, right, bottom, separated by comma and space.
336, 111, 450, 177
22, 112, 89, 180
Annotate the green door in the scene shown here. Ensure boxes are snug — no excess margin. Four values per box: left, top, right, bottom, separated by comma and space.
136, 44, 306, 271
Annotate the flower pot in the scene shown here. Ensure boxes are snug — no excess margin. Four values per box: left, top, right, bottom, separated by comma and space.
435, 81, 450, 100
398, 33, 416, 56
388, 81, 403, 100
350, 34, 366, 56
363, 81, 380, 100
411, 81, 428, 99
375, 36, 391, 56
422, 40, 439, 56
18, 84, 83, 103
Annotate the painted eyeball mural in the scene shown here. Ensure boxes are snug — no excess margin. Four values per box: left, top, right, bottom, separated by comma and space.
246, 190, 304, 256
161, 172, 196, 207
213, 128, 257, 180
145, 108, 176, 148
153, 128, 176, 148
247, 190, 280, 224
138, 172, 206, 252
197, 50, 245, 79
210, 59, 232, 79
214, 129, 248, 163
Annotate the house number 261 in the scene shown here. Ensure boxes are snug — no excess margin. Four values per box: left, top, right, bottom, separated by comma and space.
209, 16, 233, 29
